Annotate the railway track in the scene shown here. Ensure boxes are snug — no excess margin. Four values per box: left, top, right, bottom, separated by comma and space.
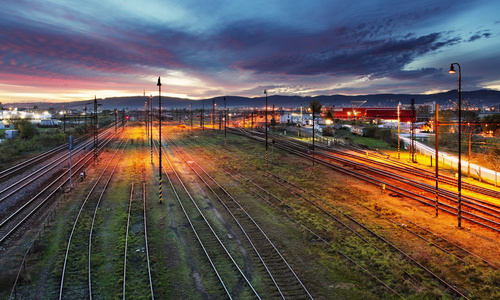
153, 137, 261, 299
0, 127, 118, 210
0, 123, 121, 185
176, 128, 499, 298
122, 182, 155, 299
0, 128, 121, 247
165, 135, 314, 299
0, 135, 89, 182
59, 137, 126, 299
232, 127, 500, 233
312, 141, 500, 200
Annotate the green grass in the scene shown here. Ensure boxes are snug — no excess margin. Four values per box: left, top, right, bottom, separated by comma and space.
4, 126, 499, 299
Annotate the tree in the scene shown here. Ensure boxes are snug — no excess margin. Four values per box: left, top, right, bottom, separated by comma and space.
481, 114, 500, 135
309, 100, 322, 114
13, 119, 38, 139
323, 109, 335, 121
462, 110, 479, 123
417, 105, 431, 114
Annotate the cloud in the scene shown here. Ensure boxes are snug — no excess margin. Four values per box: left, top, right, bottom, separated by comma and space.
468, 30, 491, 42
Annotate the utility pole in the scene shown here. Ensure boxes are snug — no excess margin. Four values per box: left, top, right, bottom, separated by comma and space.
397, 102, 401, 159
150, 95, 153, 164
435, 103, 439, 217
145, 101, 148, 138
410, 98, 416, 163
93, 96, 98, 165
157, 77, 163, 204
251, 109, 254, 129
264, 90, 268, 167
84, 106, 87, 133
224, 97, 227, 148
212, 98, 215, 127
468, 123, 471, 178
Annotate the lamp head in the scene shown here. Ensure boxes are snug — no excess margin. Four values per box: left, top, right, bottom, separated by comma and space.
448, 64, 456, 74
264, 89, 267, 95
157, 77, 162, 86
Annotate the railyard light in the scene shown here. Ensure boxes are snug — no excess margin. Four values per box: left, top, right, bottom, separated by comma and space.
157, 76, 163, 204
449, 62, 462, 228
448, 64, 456, 74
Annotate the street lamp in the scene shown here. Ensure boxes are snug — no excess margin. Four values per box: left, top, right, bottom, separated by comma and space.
449, 63, 462, 228
157, 77, 163, 204
264, 89, 268, 167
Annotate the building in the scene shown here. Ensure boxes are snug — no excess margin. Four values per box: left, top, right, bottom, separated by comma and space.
322, 107, 414, 122
5, 130, 19, 139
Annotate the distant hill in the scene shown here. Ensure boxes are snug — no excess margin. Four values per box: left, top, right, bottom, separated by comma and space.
5, 89, 500, 110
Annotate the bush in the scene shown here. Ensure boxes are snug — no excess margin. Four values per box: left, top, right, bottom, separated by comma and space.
13, 119, 38, 139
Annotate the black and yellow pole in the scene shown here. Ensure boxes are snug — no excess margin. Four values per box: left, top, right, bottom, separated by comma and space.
150, 95, 153, 164
157, 77, 163, 204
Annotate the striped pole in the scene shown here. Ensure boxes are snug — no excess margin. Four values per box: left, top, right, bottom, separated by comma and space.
157, 77, 163, 204
264, 90, 268, 167
150, 95, 153, 164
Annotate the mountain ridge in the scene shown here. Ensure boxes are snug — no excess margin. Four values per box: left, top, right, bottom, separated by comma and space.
4, 89, 500, 110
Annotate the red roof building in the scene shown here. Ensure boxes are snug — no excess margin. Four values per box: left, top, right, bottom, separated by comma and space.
322, 107, 413, 122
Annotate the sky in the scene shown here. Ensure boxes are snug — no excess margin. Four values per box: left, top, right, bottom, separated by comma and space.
1, 0, 499, 103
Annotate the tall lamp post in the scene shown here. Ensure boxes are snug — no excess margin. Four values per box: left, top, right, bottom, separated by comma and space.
264, 90, 268, 167
449, 63, 462, 228
157, 77, 163, 204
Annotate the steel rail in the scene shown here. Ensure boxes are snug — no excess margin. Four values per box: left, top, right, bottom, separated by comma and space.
87, 138, 127, 300
0, 129, 119, 232
6, 127, 122, 299
150, 141, 233, 299
143, 182, 154, 299
0, 128, 117, 204
0, 134, 89, 181
122, 184, 134, 300
59, 137, 126, 300
0, 131, 119, 244
256, 168, 470, 299
234, 128, 500, 233
250, 127, 500, 199
167, 136, 314, 299
152, 135, 260, 299
182, 133, 470, 298
179, 131, 422, 297
0, 121, 118, 182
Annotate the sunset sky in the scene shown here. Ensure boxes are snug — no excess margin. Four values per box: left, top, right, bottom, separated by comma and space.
1, 0, 499, 103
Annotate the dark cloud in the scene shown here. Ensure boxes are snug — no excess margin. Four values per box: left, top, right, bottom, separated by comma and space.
0, 19, 182, 81
232, 30, 460, 79
468, 31, 491, 42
